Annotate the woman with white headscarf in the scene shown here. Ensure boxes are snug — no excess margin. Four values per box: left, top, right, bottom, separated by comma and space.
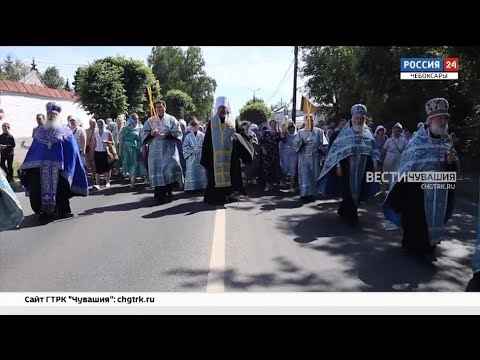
381, 123, 406, 193
92, 119, 114, 190
243, 122, 261, 185
374, 125, 388, 152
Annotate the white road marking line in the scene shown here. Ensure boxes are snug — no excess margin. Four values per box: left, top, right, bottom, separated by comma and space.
206, 208, 226, 293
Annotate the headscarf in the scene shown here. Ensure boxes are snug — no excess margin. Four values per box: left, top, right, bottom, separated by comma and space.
126, 115, 137, 128
268, 120, 277, 134
374, 125, 386, 136
326, 128, 333, 140
97, 119, 106, 136
287, 120, 297, 136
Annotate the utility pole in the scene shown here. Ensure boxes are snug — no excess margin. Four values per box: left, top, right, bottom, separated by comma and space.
292, 46, 298, 123
248, 88, 260, 102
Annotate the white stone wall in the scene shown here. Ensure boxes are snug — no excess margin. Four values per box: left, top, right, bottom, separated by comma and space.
0, 91, 92, 138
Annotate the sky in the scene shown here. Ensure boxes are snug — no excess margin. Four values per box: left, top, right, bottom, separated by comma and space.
0, 46, 306, 119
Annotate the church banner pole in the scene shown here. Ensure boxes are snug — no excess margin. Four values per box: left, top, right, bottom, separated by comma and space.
292, 46, 298, 124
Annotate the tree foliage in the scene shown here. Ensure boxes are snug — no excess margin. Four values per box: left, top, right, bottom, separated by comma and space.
245, 98, 265, 106
73, 56, 160, 119
164, 89, 196, 119
301, 46, 480, 159
148, 46, 216, 121
64, 78, 72, 91
73, 61, 128, 119
42, 66, 65, 89
101, 57, 160, 117
239, 101, 272, 125
0, 56, 29, 81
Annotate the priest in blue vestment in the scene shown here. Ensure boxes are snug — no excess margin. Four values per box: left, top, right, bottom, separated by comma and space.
19, 102, 88, 219
383, 98, 459, 262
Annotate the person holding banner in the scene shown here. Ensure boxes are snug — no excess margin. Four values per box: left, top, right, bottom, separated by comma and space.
0, 168, 23, 230
318, 104, 380, 227
383, 98, 459, 261
201, 96, 253, 205
141, 101, 183, 204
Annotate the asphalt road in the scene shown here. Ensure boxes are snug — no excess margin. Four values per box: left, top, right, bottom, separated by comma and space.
1, 180, 477, 292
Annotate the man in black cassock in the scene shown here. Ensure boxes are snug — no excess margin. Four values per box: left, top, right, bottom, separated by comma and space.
201, 96, 253, 205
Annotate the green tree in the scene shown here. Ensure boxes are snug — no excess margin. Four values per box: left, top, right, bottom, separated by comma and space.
73, 56, 160, 119
101, 57, 160, 117
301, 46, 364, 120
301, 46, 480, 159
64, 78, 72, 91
73, 61, 128, 119
164, 89, 196, 119
239, 101, 272, 125
245, 98, 265, 106
0, 56, 29, 81
42, 66, 65, 89
148, 46, 216, 121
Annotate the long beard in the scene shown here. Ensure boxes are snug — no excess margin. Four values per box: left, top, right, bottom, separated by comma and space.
430, 124, 448, 137
352, 124, 364, 133
44, 119, 60, 130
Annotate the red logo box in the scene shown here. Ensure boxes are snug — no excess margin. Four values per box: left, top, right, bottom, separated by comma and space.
444, 58, 459, 72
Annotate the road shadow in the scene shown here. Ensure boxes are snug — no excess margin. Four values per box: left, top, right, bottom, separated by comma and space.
165, 256, 334, 291
88, 183, 149, 196
7, 213, 80, 231
78, 196, 156, 216
9, 180, 26, 194
356, 247, 438, 291
244, 185, 297, 201
5, 214, 51, 230
142, 201, 219, 219
274, 195, 476, 291
278, 200, 356, 244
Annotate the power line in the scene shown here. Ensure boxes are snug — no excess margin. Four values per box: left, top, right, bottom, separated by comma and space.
265, 60, 294, 104
265, 59, 294, 104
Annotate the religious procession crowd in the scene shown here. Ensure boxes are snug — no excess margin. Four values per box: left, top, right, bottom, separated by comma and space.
0, 96, 479, 290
